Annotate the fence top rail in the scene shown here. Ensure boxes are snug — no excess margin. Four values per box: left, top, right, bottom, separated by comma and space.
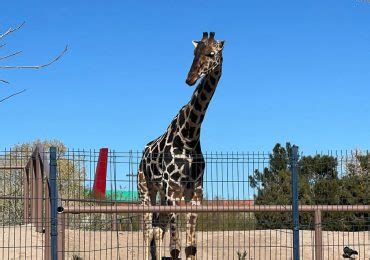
60, 204, 370, 214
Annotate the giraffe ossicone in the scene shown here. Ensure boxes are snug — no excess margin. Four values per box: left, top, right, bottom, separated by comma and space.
137, 31, 225, 260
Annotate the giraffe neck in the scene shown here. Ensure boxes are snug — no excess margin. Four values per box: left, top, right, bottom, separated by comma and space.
177, 64, 222, 149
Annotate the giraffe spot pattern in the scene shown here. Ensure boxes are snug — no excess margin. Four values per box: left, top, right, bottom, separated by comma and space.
204, 83, 212, 92
194, 100, 202, 111
190, 111, 198, 123
137, 51, 222, 259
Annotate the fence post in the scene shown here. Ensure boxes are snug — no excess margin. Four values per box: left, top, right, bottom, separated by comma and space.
57, 213, 65, 260
44, 181, 51, 260
31, 158, 38, 229
23, 167, 30, 224
314, 209, 323, 260
36, 154, 43, 233
290, 145, 300, 260
49, 147, 58, 260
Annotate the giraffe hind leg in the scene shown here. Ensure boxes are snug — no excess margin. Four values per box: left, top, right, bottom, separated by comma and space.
152, 199, 169, 260
137, 170, 153, 260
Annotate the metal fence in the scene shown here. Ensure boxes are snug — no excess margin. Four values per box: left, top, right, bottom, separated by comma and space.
0, 145, 369, 259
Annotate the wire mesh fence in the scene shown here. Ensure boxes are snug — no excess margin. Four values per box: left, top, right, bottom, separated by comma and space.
0, 144, 369, 259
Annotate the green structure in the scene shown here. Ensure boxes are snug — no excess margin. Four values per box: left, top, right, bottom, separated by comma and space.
105, 190, 139, 202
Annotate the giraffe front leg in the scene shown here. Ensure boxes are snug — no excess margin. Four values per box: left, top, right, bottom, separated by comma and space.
185, 187, 202, 260
153, 226, 164, 260
185, 212, 198, 260
143, 213, 153, 260
137, 171, 152, 260
162, 191, 181, 259
168, 205, 181, 259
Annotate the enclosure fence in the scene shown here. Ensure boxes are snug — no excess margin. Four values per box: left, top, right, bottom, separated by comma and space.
0, 145, 369, 259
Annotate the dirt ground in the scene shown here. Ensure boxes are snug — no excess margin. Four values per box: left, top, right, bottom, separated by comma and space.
1, 225, 369, 259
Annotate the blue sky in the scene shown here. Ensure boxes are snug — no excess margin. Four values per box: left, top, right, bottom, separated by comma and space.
1, 0, 370, 154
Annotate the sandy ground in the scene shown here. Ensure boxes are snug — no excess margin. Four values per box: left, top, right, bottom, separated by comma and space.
0, 225, 369, 259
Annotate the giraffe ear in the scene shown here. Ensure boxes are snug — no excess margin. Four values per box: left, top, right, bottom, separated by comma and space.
192, 40, 199, 48
217, 40, 225, 50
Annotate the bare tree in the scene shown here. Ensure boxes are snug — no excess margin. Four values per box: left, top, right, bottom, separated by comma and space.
0, 22, 68, 103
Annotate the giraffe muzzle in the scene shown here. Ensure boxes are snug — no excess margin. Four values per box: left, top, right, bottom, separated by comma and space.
185, 77, 197, 86
186, 70, 199, 86
186, 58, 201, 86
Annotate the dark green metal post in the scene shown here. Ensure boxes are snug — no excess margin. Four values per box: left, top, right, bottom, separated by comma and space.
49, 147, 58, 260
290, 145, 300, 260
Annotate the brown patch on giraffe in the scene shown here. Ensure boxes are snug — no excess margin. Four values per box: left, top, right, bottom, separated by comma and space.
138, 171, 145, 182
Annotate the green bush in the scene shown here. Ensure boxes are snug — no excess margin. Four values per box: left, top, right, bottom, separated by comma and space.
249, 143, 369, 231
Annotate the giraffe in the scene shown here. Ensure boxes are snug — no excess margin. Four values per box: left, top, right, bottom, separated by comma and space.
137, 31, 225, 260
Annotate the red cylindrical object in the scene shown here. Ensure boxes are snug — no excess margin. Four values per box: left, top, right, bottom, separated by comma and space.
92, 148, 108, 200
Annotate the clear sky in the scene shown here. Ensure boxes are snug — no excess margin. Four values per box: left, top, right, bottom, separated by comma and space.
1, 0, 370, 154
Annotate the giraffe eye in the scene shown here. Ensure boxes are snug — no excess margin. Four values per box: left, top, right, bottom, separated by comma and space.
206, 52, 215, 57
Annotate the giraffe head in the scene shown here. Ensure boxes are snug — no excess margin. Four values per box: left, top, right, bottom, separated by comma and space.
186, 32, 225, 86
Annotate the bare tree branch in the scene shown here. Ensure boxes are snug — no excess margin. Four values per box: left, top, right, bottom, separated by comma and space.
0, 45, 68, 69
0, 89, 26, 103
0, 22, 67, 104
0, 51, 23, 61
0, 79, 10, 84
0, 22, 25, 41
